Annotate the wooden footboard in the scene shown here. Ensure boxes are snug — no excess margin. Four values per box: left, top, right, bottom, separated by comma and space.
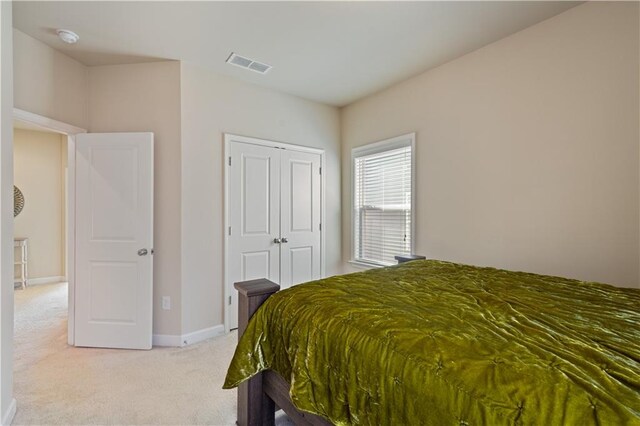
235, 279, 331, 426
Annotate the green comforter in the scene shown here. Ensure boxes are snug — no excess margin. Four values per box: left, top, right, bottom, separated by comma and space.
224, 260, 640, 425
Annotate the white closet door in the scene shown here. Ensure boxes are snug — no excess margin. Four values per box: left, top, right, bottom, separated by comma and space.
279, 149, 321, 289
228, 142, 281, 329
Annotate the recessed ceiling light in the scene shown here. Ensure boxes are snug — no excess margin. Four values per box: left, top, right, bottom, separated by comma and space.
56, 29, 79, 44
226, 52, 272, 75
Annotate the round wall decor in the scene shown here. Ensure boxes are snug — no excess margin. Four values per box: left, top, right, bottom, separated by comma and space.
14, 186, 25, 217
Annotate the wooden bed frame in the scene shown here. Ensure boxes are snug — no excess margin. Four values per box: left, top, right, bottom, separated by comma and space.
234, 256, 425, 426
235, 278, 331, 426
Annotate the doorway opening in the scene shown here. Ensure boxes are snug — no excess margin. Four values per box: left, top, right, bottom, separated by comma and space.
12, 108, 86, 347
13, 122, 68, 290
12, 118, 68, 421
12, 121, 70, 355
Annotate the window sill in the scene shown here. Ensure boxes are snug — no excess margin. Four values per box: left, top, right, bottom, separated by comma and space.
348, 260, 388, 270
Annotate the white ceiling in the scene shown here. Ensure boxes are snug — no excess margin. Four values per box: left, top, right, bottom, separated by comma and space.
13, 1, 580, 107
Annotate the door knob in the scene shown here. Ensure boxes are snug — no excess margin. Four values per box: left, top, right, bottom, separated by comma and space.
273, 238, 281, 244
281, 237, 289, 243
138, 248, 148, 256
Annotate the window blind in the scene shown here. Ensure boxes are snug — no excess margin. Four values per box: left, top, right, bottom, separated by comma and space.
354, 143, 412, 266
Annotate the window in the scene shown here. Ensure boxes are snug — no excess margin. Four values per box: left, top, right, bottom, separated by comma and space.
352, 133, 414, 266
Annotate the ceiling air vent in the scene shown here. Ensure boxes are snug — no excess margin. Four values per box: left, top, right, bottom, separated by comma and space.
226, 52, 272, 75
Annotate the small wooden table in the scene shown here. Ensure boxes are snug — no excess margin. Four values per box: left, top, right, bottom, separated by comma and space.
395, 254, 426, 264
14, 238, 28, 289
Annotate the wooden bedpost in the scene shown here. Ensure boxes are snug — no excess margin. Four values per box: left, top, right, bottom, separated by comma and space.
234, 278, 280, 426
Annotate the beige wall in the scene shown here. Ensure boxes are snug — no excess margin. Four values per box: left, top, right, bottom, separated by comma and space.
0, 1, 14, 421
86, 60, 341, 338
341, 2, 640, 288
88, 62, 183, 336
13, 128, 66, 280
13, 29, 88, 129
180, 62, 341, 334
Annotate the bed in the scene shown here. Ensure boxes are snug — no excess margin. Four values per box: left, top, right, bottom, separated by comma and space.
223, 259, 640, 425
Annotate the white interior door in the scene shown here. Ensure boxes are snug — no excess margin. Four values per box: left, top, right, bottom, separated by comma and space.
75, 132, 154, 349
279, 150, 321, 289
228, 141, 281, 330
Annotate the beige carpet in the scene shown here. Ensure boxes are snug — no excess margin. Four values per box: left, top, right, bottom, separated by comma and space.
13, 283, 292, 425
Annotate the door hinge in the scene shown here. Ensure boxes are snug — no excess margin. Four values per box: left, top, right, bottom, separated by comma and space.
228, 226, 232, 236
319, 167, 322, 175
319, 223, 322, 231
228, 296, 232, 305
228, 156, 231, 166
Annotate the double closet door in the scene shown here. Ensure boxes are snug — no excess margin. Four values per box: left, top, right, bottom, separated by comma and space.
227, 138, 322, 330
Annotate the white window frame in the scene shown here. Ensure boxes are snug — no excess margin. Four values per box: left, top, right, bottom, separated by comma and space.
350, 133, 416, 268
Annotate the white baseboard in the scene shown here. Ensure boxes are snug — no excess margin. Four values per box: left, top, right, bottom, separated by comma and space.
2, 398, 16, 426
27, 276, 66, 286
152, 333, 183, 347
182, 324, 225, 346
153, 324, 225, 348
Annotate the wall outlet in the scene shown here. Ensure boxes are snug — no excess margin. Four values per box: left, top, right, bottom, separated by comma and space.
162, 296, 171, 310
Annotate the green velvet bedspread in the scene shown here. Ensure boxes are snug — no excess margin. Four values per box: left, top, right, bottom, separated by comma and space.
223, 260, 640, 425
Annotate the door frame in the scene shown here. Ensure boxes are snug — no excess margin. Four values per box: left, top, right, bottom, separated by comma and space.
13, 108, 86, 345
223, 133, 326, 332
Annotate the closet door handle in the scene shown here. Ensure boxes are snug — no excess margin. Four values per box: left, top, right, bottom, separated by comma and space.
281, 237, 289, 243
273, 238, 282, 244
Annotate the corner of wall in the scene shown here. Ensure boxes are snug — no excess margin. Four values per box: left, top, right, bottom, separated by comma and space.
0, 0, 15, 421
